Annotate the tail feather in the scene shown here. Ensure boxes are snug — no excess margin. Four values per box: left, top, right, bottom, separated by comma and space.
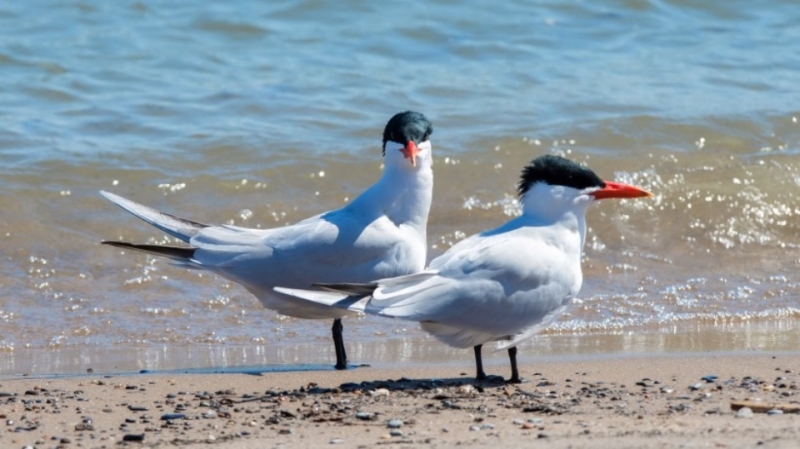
102, 241, 196, 262
273, 287, 369, 312
100, 190, 209, 242
312, 282, 379, 296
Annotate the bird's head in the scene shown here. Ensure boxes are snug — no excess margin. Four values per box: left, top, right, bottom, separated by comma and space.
382, 111, 433, 170
517, 154, 652, 219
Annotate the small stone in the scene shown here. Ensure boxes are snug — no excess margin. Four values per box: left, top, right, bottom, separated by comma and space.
512, 419, 524, 425
458, 385, 475, 395
387, 419, 403, 429
128, 405, 148, 412
355, 412, 373, 421
161, 413, 186, 420
390, 430, 403, 437
527, 418, 543, 425
469, 425, 480, 431
60, 437, 72, 443
279, 428, 294, 435
122, 434, 145, 442
481, 423, 495, 430
203, 410, 218, 419
767, 409, 784, 416
207, 434, 216, 442
373, 388, 390, 396
522, 422, 535, 429
330, 438, 344, 444
689, 383, 703, 391
74, 423, 95, 431
736, 407, 754, 418
701, 375, 718, 383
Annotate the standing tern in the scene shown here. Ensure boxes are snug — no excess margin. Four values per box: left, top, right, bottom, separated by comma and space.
101, 111, 434, 370
275, 154, 652, 382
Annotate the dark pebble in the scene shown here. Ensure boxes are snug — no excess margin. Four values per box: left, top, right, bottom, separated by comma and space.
160, 413, 186, 420
701, 375, 718, 383
128, 405, 149, 412
123, 434, 145, 442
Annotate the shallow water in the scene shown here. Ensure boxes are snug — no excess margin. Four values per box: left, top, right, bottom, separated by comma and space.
2, 0, 800, 374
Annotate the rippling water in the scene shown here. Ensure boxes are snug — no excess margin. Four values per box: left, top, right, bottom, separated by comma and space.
2, 0, 800, 375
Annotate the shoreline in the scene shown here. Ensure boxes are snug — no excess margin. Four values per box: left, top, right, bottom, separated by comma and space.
2, 352, 799, 448
4, 318, 800, 378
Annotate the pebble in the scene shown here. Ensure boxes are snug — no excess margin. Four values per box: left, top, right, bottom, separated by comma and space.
689, 383, 703, 391
161, 413, 186, 420
387, 419, 403, 429
128, 405, 149, 412
390, 430, 403, 437
279, 428, 295, 435
74, 423, 95, 431
480, 423, 495, 430
355, 412, 374, 421
469, 425, 481, 431
736, 407, 754, 419
202, 410, 218, 419
458, 385, 475, 394
122, 434, 145, 442
701, 375, 718, 383
767, 409, 784, 416
527, 418, 543, 425
330, 438, 344, 444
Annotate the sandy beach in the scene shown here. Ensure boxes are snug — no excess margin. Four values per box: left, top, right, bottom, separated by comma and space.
2, 352, 799, 448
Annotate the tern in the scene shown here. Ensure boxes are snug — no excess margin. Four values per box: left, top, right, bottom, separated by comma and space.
101, 111, 434, 370
275, 154, 652, 382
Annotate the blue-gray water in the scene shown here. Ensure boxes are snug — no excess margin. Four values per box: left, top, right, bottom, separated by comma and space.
2, 0, 800, 375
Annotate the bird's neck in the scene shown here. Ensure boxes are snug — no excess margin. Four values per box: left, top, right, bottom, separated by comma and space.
520, 194, 590, 261
352, 162, 433, 231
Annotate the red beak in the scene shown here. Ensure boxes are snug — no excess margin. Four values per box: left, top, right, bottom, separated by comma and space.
400, 141, 419, 167
590, 181, 653, 200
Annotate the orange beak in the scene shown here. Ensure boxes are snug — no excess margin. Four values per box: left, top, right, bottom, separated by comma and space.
400, 141, 419, 167
590, 181, 653, 200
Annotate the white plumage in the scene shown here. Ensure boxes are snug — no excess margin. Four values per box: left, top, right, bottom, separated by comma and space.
102, 111, 434, 370
276, 155, 652, 382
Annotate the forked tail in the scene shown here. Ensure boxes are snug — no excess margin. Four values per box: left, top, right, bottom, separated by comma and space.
100, 190, 209, 242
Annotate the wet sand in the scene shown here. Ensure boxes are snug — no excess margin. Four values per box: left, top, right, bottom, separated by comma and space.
2, 352, 799, 448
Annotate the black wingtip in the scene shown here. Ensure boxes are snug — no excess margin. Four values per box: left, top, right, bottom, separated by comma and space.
312, 282, 379, 296
102, 241, 196, 261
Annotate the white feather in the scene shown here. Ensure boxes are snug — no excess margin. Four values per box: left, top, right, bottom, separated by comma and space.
103, 139, 433, 320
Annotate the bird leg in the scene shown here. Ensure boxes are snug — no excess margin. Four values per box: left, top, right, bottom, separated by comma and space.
507, 346, 522, 384
473, 345, 487, 380
332, 318, 348, 370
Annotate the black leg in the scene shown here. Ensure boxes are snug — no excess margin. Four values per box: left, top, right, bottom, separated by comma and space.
474, 345, 487, 380
332, 318, 348, 370
507, 346, 522, 384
